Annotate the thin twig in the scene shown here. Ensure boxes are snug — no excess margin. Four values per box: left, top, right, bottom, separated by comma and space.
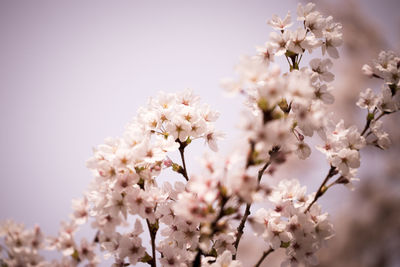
178, 140, 189, 181
254, 247, 274, 267
285, 55, 292, 69
232, 159, 272, 260
146, 219, 158, 267
325, 175, 349, 189
297, 53, 303, 66
375, 112, 386, 121
304, 166, 337, 213
257, 160, 272, 183
361, 110, 392, 136
360, 118, 371, 136
232, 203, 251, 260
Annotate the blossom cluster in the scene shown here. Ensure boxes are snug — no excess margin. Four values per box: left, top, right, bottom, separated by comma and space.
1, 2, 399, 267
0, 221, 46, 267
317, 120, 365, 186
358, 50, 400, 149
266, 2, 342, 60
251, 180, 333, 266
84, 89, 222, 266
221, 2, 345, 168
0, 218, 98, 267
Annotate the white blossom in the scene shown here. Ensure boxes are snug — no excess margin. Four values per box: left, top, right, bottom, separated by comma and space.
356, 88, 378, 111
268, 12, 293, 31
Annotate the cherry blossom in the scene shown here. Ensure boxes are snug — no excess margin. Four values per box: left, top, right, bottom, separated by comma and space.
1, 3, 398, 267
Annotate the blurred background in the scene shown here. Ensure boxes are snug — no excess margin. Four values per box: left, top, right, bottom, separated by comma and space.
0, 0, 399, 266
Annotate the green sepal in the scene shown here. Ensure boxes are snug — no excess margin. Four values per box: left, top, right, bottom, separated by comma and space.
257, 97, 269, 111
209, 248, 218, 257
367, 112, 374, 121
71, 249, 81, 262
172, 163, 183, 173
149, 220, 159, 233
219, 185, 228, 199
135, 166, 145, 173
278, 98, 289, 113
285, 51, 297, 57
223, 207, 237, 216
281, 241, 291, 248
185, 137, 192, 145
137, 178, 145, 189
140, 252, 153, 264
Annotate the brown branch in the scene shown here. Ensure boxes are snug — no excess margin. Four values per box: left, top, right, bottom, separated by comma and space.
254, 247, 274, 267
361, 109, 393, 137
232, 158, 272, 260
146, 219, 158, 267
304, 166, 338, 213
177, 140, 189, 181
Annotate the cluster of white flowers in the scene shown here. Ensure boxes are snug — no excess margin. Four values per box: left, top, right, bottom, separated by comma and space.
1, 90, 223, 267
358, 50, 400, 149
47, 218, 98, 266
362, 50, 400, 86
267, 2, 342, 59
0, 221, 46, 267
87, 89, 221, 176
0, 218, 98, 267
251, 180, 333, 267
84, 89, 223, 266
317, 120, 365, 186
1, 3, 398, 267
221, 2, 343, 168
136, 89, 222, 150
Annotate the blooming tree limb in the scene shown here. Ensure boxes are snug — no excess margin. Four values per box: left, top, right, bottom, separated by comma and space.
1, 2, 399, 267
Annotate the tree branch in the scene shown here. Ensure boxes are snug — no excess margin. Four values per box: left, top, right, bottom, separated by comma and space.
254, 247, 274, 267
178, 140, 189, 181
146, 219, 158, 267
232, 159, 272, 260
304, 166, 338, 213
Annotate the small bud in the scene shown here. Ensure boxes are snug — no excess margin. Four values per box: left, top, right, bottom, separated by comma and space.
320, 185, 328, 194
163, 158, 173, 168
